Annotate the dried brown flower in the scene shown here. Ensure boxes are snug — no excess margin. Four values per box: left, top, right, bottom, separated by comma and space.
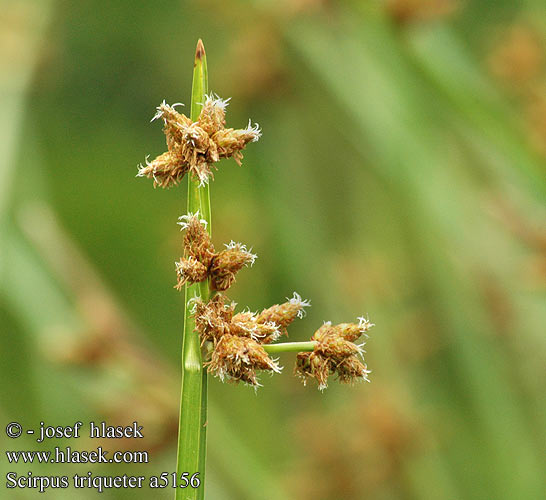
138, 95, 261, 188
193, 294, 238, 344
174, 213, 256, 291
295, 318, 373, 390
295, 351, 331, 389
256, 292, 311, 339
179, 213, 215, 265
206, 334, 281, 386
209, 241, 257, 291
193, 292, 309, 344
192, 292, 309, 386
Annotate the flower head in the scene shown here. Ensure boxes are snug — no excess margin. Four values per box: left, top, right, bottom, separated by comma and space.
295, 318, 373, 390
192, 292, 307, 387
174, 214, 256, 291
174, 257, 208, 291
138, 95, 261, 188
193, 294, 236, 343
206, 334, 281, 386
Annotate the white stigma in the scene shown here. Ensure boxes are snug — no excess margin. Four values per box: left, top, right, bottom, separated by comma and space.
357, 316, 374, 336
288, 292, 311, 318
187, 296, 201, 314
177, 211, 208, 230
150, 100, 167, 122
197, 170, 210, 188
204, 93, 231, 111
224, 241, 257, 266
136, 155, 151, 177
244, 119, 262, 142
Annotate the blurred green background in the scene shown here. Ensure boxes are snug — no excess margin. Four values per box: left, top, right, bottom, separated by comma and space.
1, 0, 545, 498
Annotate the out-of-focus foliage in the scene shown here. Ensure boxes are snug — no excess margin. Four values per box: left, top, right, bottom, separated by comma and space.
1, 0, 545, 499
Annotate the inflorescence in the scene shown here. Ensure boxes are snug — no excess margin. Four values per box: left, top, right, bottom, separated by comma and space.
191, 292, 310, 386
175, 212, 256, 292
140, 92, 374, 389
295, 318, 373, 390
138, 94, 261, 188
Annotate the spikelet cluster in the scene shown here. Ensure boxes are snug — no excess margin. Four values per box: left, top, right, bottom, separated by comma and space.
295, 317, 374, 390
138, 95, 261, 187
175, 213, 256, 291
139, 83, 374, 391
192, 292, 310, 386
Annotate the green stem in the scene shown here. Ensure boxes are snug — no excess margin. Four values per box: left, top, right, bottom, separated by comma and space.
263, 341, 317, 354
176, 39, 210, 500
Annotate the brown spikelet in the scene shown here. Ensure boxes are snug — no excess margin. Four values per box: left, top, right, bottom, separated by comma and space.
206, 334, 281, 386
315, 330, 361, 358
231, 312, 281, 343
332, 317, 373, 341
137, 151, 189, 188
193, 295, 234, 344
212, 125, 261, 165
335, 356, 370, 384
311, 322, 333, 342
209, 242, 257, 291
174, 257, 208, 290
251, 321, 282, 344
179, 213, 215, 267
158, 102, 192, 145
257, 292, 310, 335
295, 352, 330, 390
199, 95, 227, 135
229, 312, 257, 338
296, 319, 373, 390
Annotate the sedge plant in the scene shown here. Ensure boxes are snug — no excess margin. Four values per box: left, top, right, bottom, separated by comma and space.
138, 39, 374, 499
